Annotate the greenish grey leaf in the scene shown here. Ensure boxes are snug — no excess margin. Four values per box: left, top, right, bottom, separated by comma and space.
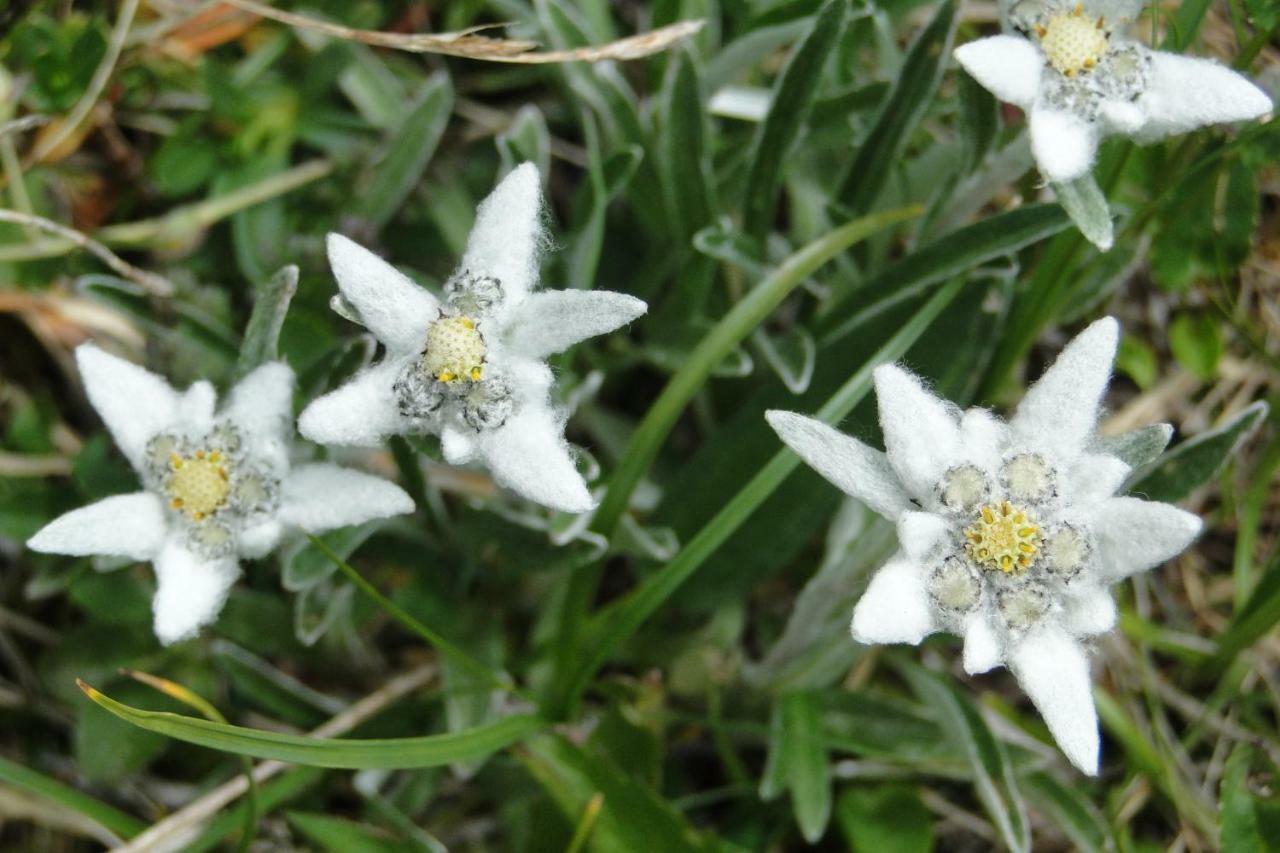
958, 70, 999, 174
519, 734, 713, 853
900, 664, 1030, 853
742, 0, 847, 240
1053, 174, 1114, 251
77, 275, 239, 362
1096, 423, 1173, 470
1022, 770, 1113, 853
236, 264, 297, 378
0, 755, 145, 841
837, 0, 957, 215
355, 72, 453, 229
78, 680, 544, 769
496, 104, 551, 180
836, 784, 934, 853
1168, 312, 1223, 381
780, 691, 831, 843
753, 325, 816, 394
659, 47, 715, 241
1128, 401, 1267, 503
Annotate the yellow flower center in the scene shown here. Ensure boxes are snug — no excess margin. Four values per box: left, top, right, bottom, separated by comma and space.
423, 315, 486, 383
1036, 6, 1108, 77
167, 450, 231, 521
964, 500, 1041, 574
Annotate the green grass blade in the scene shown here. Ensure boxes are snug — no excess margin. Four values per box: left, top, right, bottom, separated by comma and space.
741, 0, 847, 241
77, 680, 544, 769
836, 0, 958, 215
558, 277, 961, 711
0, 755, 146, 841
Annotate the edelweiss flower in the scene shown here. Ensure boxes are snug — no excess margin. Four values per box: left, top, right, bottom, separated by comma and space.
28, 346, 413, 645
955, 0, 1273, 183
298, 163, 647, 513
766, 318, 1201, 773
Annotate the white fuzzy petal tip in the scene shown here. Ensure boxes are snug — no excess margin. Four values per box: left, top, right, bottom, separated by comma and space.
1134, 52, 1273, 143
28, 493, 168, 560
954, 35, 1043, 109
152, 538, 240, 646
850, 558, 933, 645
872, 365, 961, 497
460, 163, 546, 305
1010, 628, 1100, 775
326, 233, 439, 354
1013, 316, 1118, 458
279, 464, 414, 533
503, 290, 647, 360
764, 410, 912, 520
297, 361, 408, 447
75, 344, 179, 470
478, 404, 594, 514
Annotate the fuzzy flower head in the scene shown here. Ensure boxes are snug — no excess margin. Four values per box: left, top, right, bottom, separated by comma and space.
298, 163, 647, 513
28, 347, 413, 645
767, 318, 1202, 774
955, 0, 1273, 183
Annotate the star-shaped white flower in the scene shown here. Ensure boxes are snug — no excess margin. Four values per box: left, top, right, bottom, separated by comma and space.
955, 0, 1273, 183
766, 318, 1202, 774
298, 163, 647, 514
28, 346, 414, 645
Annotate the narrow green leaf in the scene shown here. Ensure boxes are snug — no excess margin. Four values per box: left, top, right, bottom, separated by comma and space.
1022, 770, 1113, 853
287, 811, 403, 853
837, 0, 958, 215
0, 755, 145, 841
821, 204, 1070, 345
236, 264, 297, 378
742, 0, 847, 240
659, 47, 715, 242
958, 70, 999, 174
355, 72, 453, 229
780, 691, 831, 843
1053, 174, 1114, 251
559, 278, 962, 712
1211, 549, 1280, 668
496, 104, 551, 180
1128, 401, 1267, 502
1220, 744, 1268, 853
78, 681, 543, 769
899, 664, 1030, 853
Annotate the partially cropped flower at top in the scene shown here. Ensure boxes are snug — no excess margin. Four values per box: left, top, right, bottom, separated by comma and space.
298, 163, 647, 514
955, 0, 1273, 183
27, 346, 413, 645
766, 318, 1201, 774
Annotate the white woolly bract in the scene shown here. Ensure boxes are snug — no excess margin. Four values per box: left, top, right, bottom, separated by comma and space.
766, 317, 1204, 774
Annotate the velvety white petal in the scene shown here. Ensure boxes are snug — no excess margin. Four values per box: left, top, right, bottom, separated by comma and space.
459, 163, 544, 307
178, 381, 217, 433
850, 557, 934, 645
1067, 453, 1130, 502
152, 536, 240, 645
962, 613, 1002, 674
503, 290, 647, 359
297, 359, 412, 447
441, 425, 478, 464
1011, 317, 1119, 462
327, 234, 439, 356
959, 408, 1007, 472
1099, 99, 1145, 136
477, 404, 593, 513
225, 362, 294, 470
1085, 0, 1144, 21
1131, 52, 1273, 143
27, 492, 167, 560
279, 464, 414, 533
765, 410, 913, 520
1009, 627, 1100, 775
76, 344, 179, 470
873, 365, 962, 499
1089, 495, 1201, 580
953, 35, 1044, 109
898, 511, 950, 562
500, 356, 555, 402
1030, 105, 1099, 183
238, 520, 282, 559
1063, 587, 1118, 636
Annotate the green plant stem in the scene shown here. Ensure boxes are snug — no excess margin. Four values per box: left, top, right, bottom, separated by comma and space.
307, 535, 525, 701
550, 276, 962, 717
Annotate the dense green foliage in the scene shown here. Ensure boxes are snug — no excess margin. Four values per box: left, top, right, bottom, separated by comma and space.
1, 0, 1278, 849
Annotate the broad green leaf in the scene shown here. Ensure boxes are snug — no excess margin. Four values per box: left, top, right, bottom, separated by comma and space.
236, 264, 298, 378
1128, 401, 1267, 502
1168, 312, 1223, 381
519, 733, 712, 853
836, 0, 957, 215
355, 72, 453, 229
836, 785, 934, 853
741, 0, 847, 240
1115, 334, 1159, 390
78, 681, 543, 769
780, 691, 831, 843
1053, 174, 1114, 251
900, 664, 1030, 853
